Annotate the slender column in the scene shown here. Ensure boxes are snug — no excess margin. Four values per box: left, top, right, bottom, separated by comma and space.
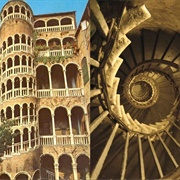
5, 84, 7, 100
20, 56, 22, 73
28, 130, 31, 149
12, 77, 14, 98
12, 138, 14, 154
27, 104, 30, 123
20, 105, 23, 124
61, 39, 65, 56
26, 58, 28, 72
20, 132, 23, 151
5, 62, 8, 77
48, 70, 53, 96
54, 163, 59, 180
11, 107, 14, 122
63, 69, 68, 96
51, 113, 56, 145
68, 113, 74, 144
34, 130, 37, 146
12, 58, 14, 74
78, 69, 84, 95
27, 78, 30, 96
84, 114, 90, 144
72, 163, 78, 180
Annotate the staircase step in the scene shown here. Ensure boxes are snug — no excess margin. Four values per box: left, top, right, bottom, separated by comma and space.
142, 29, 157, 60
154, 30, 174, 60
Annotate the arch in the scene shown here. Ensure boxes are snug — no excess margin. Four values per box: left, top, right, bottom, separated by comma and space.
21, 34, 26, 44
7, 57, 13, 68
48, 38, 61, 50
81, 57, 89, 85
27, 36, 31, 46
61, 17, 72, 25
14, 104, 20, 118
71, 106, 86, 135
3, 10, 7, 18
39, 108, 53, 135
15, 5, 20, 13
1, 83, 5, 94
21, 6, 25, 15
66, 63, 81, 88
0, 173, 10, 180
14, 129, 20, 144
34, 20, 45, 28
15, 172, 29, 180
8, 6, 13, 14
2, 62, 6, 72
54, 107, 69, 135
7, 37, 13, 47
14, 34, 20, 44
77, 155, 90, 180
22, 55, 26, 65
22, 77, 27, 88
7, 79, 12, 91
32, 169, 40, 180
28, 56, 32, 67
14, 55, 20, 66
36, 65, 49, 89
27, 10, 30, 18
59, 154, 73, 179
51, 64, 65, 88
62, 37, 75, 48
22, 103, 28, 116
6, 106, 12, 119
35, 39, 47, 50
47, 19, 59, 26
40, 154, 55, 179
3, 41, 6, 50
14, 77, 20, 88
29, 77, 33, 88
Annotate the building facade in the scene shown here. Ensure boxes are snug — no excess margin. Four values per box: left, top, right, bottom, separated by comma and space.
0, 0, 90, 180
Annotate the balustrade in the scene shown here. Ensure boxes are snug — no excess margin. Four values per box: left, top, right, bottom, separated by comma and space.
2, 44, 32, 58
38, 49, 73, 57
34, 24, 74, 33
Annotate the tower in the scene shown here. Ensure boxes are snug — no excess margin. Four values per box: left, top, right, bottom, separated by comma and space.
0, 1, 90, 179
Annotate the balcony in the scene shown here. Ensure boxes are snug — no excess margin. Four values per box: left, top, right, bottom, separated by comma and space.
37, 88, 84, 98
34, 24, 74, 33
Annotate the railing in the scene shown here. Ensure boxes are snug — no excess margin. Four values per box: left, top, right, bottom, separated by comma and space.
38, 49, 73, 57
39, 136, 54, 145
74, 135, 89, 145
2, 13, 32, 25
56, 135, 71, 145
41, 168, 55, 180
2, 66, 33, 79
37, 88, 83, 98
2, 44, 32, 58
1, 88, 35, 102
34, 24, 74, 33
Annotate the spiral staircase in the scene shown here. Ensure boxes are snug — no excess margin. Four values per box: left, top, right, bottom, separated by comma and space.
90, 0, 180, 179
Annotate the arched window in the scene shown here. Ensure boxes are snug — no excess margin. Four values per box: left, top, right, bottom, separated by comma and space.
81, 57, 89, 85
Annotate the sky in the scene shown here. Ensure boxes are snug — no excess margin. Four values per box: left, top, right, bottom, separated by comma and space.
0, 0, 88, 26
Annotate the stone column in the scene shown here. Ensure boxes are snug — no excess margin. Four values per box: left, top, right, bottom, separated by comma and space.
27, 104, 30, 123
51, 113, 56, 145
48, 70, 53, 96
20, 105, 23, 124
20, 132, 23, 151
54, 163, 59, 180
63, 69, 68, 96
28, 130, 31, 149
68, 113, 74, 145
72, 163, 78, 180
27, 78, 30, 96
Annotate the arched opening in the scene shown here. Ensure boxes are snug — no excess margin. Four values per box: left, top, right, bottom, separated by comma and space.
21, 7, 25, 15
22, 103, 27, 117
2, 83, 5, 94
2, 62, 6, 72
34, 20, 45, 28
14, 77, 20, 89
23, 128, 28, 151
61, 18, 72, 25
71, 107, 86, 135
27, 10, 30, 18
7, 79, 12, 91
51, 65, 65, 88
28, 57, 31, 67
15, 5, 20, 13
15, 173, 28, 180
21, 34, 26, 44
14, 55, 20, 66
47, 19, 59, 26
14, 129, 20, 146
81, 57, 89, 85
48, 38, 61, 50
39, 108, 52, 135
8, 6, 13, 14
66, 64, 81, 88
22, 77, 27, 88
31, 127, 35, 147
7, 58, 13, 69
54, 107, 69, 135
3, 10, 7, 18
36, 66, 49, 89
3, 41, 6, 50
14, 34, 20, 44
59, 155, 73, 179
8, 37, 13, 47
63, 37, 75, 49
77, 155, 90, 179
32, 170, 40, 180
0, 173, 10, 180
40, 155, 55, 179
6, 106, 12, 119
14, 105, 20, 118
35, 39, 47, 50
27, 37, 31, 46
29, 78, 33, 89
22, 55, 26, 66
1, 109, 5, 120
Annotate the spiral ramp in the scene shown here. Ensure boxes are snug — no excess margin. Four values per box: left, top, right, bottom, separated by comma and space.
90, 0, 180, 179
